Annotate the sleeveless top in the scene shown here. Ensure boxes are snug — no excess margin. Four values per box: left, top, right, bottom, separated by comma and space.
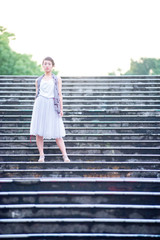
36, 74, 61, 114
39, 78, 55, 98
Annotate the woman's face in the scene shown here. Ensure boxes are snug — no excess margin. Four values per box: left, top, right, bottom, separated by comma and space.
42, 60, 53, 73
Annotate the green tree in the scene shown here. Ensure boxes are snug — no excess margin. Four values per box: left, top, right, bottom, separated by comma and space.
125, 58, 160, 75
0, 26, 43, 75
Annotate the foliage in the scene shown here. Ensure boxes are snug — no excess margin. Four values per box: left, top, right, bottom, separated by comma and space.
108, 71, 116, 75
0, 26, 42, 75
125, 58, 160, 75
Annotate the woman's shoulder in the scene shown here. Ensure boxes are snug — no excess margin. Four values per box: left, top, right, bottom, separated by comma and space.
55, 74, 61, 82
35, 75, 44, 83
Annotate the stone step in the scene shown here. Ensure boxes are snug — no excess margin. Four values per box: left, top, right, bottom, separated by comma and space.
0, 168, 159, 178
1, 99, 160, 105
1, 133, 159, 140
2, 124, 158, 128
1, 86, 160, 91
64, 91, 160, 96
0, 127, 159, 135
1, 95, 159, 100
3, 81, 159, 89
0, 177, 159, 192
1, 104, 160, 110
1, 82, 160, 86
0, 217, 160, 234
0, 91, 160, 96
1, 85, 160, 90
0, 74, 159, 78
1, 190, 159, 205
1, 122, 159, 128
1, 93, 160, 100
1, 161, 159, 168
1, 120, 159, 127
1, 122, 159, 130
0, 75, 159, 81
0, 153, 160, 162
1, 86, 160, 93
1, 203, 160, 219
1, 124, 159, 132
1, 139, 159, 147
0, 162, 159, 178
0, 146, 159, 154
1, 108, 160, 114
1, 113, 160, 121
0, 233, 159, 240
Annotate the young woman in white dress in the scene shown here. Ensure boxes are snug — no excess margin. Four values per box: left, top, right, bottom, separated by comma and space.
30, 57, 70, 163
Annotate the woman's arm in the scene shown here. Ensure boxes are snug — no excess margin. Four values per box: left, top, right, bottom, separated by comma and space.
57, 76, 63, 117
35, 79, 38, 98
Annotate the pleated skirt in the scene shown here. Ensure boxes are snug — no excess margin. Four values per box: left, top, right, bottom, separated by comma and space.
30, 95, 66, 139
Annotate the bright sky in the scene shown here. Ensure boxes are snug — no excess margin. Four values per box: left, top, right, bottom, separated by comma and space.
1, 0, 160, 76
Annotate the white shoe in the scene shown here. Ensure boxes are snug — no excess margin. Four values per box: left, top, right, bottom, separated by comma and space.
38, 155, 45, 162
63, 155, 70, 163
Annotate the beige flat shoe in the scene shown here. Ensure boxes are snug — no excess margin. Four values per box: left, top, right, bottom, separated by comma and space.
38, 155, 45, 162
63, 155, 70, 163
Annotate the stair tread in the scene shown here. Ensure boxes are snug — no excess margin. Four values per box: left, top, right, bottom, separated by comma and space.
0, 233, 159, 238
1, 203, 160, 208
1, 133, 159, 135
0, 74, 160, 78
1, 86, 160, 89
0, 146, 159, 150
1, 99, 160, 101
1, 161, 159, 164
1, 168, 159, 171
0, 120, 160, 124
2, 114, 160, 117
0, 217, 160, 223
0, 94, 159, 97
1, 127, 159, 130
0, 190, 160, 195
1, 105, 160, 108
1, 109, 160, 112
1, 82, 160, 85
0, 177, 160, 182
1, 154, 160, 157
1, 91, 160, 93
0, 139, 159, 142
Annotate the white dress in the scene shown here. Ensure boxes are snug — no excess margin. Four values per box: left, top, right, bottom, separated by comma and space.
30, 78, 66, 139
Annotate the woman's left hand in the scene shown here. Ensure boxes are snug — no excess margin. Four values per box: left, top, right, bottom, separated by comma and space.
60, 110, 63, 117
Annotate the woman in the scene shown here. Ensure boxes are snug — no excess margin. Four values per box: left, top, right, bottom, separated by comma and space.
30, 56, 70, 163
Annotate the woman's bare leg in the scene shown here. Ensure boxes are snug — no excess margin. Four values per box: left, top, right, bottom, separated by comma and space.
56, 138, 70, 162
56, 138, 67, 155
36, 135, 45, 161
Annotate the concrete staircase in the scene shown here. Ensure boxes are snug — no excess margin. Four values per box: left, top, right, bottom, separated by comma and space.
0, 75, 160, 239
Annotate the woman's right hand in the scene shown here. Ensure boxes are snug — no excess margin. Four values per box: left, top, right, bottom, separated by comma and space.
60, 109, 63, 117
